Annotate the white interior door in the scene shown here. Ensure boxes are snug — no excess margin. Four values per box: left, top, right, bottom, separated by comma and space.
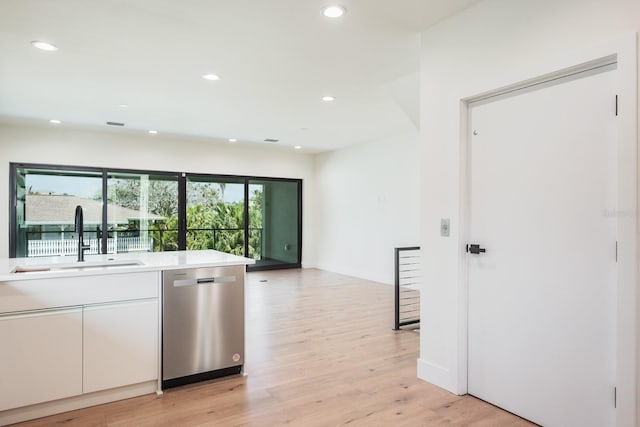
467, 65, 617, 427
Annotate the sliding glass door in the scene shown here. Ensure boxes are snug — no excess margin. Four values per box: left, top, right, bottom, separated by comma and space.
186, 176, 245, 255
107, 172, 179, 253
11, 163, 302, 270
13, 166, 104, 258
248, 179, 301, 269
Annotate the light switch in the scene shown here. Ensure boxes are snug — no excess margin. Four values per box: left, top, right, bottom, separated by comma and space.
441, 218, 450, 237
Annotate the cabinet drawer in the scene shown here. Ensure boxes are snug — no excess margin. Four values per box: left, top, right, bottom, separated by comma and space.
0, 271, 159, 313
83, 299, 159, 393
0, 307, 83, 411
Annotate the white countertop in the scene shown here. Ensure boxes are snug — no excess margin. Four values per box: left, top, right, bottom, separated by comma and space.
0, 250, 255, 282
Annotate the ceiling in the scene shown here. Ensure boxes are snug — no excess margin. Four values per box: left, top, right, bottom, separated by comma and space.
0, 0, 478, 153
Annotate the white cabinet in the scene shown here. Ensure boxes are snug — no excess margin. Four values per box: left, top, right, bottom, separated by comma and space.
83, 299, 158, 393
0, 271, 160, 414
0, 271, 159, 313
0, 307, 83, 411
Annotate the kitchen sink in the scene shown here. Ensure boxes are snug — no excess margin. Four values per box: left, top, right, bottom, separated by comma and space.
11, 259, 145, 273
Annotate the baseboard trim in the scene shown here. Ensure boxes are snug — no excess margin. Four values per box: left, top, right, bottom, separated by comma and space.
0, 381, 157, 426
417, 358, 461, 395
313, 263, 393, 285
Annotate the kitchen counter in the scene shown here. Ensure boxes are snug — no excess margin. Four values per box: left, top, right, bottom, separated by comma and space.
0, 249, 253, 426
0, 250, 255, 282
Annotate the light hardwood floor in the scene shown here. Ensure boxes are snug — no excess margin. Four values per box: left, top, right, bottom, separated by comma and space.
14, 268, 534, 426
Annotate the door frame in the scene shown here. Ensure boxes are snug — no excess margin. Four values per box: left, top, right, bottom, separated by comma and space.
457, 33, 637, 427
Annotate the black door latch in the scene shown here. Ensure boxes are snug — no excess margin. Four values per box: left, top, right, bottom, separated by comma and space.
466, 244, 486, 254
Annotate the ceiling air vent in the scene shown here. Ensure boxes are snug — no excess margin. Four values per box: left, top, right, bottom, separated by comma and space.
106, 121, 125, 127
264, 138, 279, 143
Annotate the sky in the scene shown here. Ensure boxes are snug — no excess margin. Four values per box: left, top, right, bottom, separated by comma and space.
27, 175, 101, 199
26, 174, 260, 204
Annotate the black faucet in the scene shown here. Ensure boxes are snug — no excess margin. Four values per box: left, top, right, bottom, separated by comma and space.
74, 205, 90, 262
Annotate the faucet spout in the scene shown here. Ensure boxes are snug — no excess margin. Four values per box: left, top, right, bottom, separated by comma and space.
75, 205, 90, 262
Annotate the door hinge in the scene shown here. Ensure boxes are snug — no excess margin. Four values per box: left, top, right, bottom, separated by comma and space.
615, 95, 619, 116
615, 241, 618, 262
614, 386, 617, 408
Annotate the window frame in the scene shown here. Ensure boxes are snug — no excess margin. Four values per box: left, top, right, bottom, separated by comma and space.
9, 162, 302, 271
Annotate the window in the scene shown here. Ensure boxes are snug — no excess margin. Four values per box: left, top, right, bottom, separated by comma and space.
107, 172, 179, 253
186, 176, 245, 255
10, 163, 302, 271
13, 166, 103, 258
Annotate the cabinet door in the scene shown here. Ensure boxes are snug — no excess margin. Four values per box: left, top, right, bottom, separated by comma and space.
0, 308, 83, 411
83, 299, 158, 393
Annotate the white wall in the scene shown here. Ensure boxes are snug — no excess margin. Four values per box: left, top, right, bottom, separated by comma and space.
0, 119, 421, 284
0, 121, 315, 264
313, 131, 420, 285
418, 0, 639, 423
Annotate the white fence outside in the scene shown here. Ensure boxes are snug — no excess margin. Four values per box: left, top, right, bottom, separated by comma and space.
27, 237, 153, 257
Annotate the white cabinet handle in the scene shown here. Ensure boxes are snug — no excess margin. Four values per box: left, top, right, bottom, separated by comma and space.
0, 306, 82, 320
83, 298, 157, 310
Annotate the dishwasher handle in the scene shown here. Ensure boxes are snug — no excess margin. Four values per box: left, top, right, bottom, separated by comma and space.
173, 275, 237, 287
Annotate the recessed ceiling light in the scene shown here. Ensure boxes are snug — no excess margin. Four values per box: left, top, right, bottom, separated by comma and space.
202, 74, 220, 81
31, 41, 58, 51
294, 146, 302, 150
148, 130, 158, 134
322, 5, 346, 18
49, 119, 61, 124
322, 95, 335, 102
228, 138, 237, 143
119, 104, 129, 108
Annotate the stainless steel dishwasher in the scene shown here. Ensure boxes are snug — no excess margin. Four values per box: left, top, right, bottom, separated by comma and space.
162, 265, 244, 389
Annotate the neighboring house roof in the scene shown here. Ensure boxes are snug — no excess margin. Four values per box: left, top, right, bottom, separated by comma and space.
25, 194, 164, 225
